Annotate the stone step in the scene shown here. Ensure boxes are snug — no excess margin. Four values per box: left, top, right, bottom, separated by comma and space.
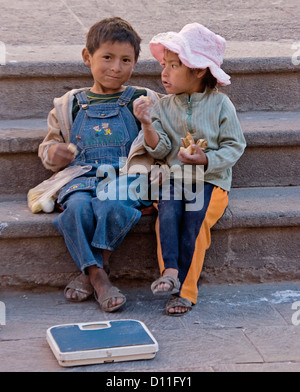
233, 111, 300, 187
1, 41, 299, 119
0, 186, 299, 288
0, 111, 299, 197
0, 119, 49, 196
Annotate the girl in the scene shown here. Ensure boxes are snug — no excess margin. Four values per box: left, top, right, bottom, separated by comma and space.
134, 23, 246, 316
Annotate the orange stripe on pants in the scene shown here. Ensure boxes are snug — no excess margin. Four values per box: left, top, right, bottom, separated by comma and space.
155, 186, 228, 304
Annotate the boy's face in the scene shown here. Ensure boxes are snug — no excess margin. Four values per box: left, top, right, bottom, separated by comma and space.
161, 50, 206, 95
82, 41, 137, 94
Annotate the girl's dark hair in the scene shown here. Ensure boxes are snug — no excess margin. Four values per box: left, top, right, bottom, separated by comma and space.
86, 17, 141, 60
189, 66, 217, 90
202, 68, 218, 90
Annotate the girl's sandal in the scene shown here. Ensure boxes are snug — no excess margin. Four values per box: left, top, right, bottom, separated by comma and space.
151, 275, 181, 296
166, 296, 193, 317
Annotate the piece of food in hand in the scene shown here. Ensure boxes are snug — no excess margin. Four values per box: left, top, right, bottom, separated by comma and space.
180, 132, 207, 155
181, 132, 195, 149
180, 144, 194, 155
140, 95, 152, 106
196, 138, 208, 150
67, 143, 78, 156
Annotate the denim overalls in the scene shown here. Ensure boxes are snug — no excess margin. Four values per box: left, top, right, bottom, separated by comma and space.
53, 87, 151, 272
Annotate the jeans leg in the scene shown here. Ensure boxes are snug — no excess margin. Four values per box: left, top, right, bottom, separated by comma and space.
156, 181, 184, 271
91, 175, 145, 250
53, 191, 104, 272
91, 198, 141, 250
178, 183, 214, 283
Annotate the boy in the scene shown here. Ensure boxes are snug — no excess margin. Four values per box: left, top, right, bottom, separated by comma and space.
39, 17, 159, 312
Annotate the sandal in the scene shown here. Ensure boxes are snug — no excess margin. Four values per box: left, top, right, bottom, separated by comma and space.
64, 274, 94, 302
151, 275, 181, 296
94, 286, 126, 313
166, 296, 192, 317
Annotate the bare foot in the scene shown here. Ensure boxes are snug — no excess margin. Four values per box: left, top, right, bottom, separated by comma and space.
155, 268, 179, 292
166, 296, 192, 316
167, 304, 189, 315
88, 266, 125, 311
64, 273, 93, 302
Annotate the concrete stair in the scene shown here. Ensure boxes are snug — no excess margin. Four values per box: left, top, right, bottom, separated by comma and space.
0, 186, 299, 287
1, 55, 299, 120
1, 111, 299, 196
0, 49, 300, 288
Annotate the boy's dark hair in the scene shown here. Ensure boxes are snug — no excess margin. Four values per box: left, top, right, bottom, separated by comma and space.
86, 17, 141, 60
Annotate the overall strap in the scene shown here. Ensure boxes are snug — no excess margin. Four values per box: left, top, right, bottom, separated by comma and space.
117, 86, 136, 107
75, 91, 89, 108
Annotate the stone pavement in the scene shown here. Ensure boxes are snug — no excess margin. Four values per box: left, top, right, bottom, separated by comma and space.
1, 0, 300, 375
2, 0, 300, 44
1, 281, 300, 373
1, 0, 300, 64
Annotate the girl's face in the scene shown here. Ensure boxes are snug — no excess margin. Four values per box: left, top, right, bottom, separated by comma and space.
161, 50, 206, 95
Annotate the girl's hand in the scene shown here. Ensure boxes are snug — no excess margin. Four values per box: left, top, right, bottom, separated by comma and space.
133, 97, 152, 125
48, 144, 75, 168
178, 144, 208, 166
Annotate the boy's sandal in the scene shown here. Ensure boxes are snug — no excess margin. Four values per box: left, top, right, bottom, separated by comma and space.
151, 275, 181, 296
94, 286, 126, 313
64, 274, 94, 302
166, 296, 193, 317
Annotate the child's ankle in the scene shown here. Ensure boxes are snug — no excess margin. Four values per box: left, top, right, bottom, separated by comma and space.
163, 268, 178, 278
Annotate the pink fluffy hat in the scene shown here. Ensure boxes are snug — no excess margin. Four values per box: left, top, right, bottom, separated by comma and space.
149, 23, 231, 86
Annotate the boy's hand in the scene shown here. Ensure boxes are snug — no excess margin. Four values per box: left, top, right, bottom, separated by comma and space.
178, 144, 208, 166
133, 97, 152, 125
48, 144, 76, 168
